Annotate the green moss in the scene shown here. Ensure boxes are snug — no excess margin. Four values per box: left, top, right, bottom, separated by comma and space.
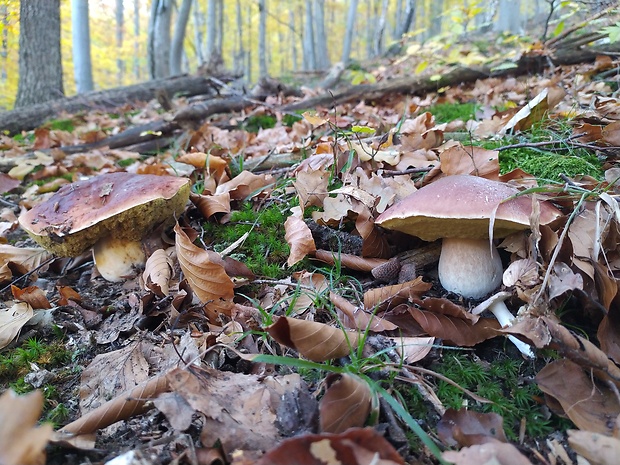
203, 202, 303, 278
283, 113, 303, 127
46, 118, 75, 132
427, 102, 479, 123
499, 149, 602, 181
242, 114, 277, 133
401, 353, 563, 440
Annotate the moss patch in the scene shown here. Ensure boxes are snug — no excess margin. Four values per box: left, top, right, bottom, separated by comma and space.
427, 102, 479, 123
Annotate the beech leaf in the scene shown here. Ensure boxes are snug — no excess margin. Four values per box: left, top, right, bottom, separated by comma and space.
142, 248, 174, 296
174, 223, 234, 304
284, 207, 316, 266
319, 373, 372, 433
0, 302, 33, 350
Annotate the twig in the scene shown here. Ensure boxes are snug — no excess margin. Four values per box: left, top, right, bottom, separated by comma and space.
380, 166, 433, 176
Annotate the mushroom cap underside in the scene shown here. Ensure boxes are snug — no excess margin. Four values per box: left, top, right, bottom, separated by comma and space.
18, 172, 190, 257
375, 175, 561, 241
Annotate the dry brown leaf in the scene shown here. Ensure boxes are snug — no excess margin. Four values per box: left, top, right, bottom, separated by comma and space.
319, 373, 372, 433
547, 262, 583, 300
190, 192, 231, 218
267, 316, 359, 362
355, 205, 391, 258
363, 277, 432, 312
439, 144, 500, 179
254, 428, 406, 465
568, 429, 620, 465
0, 302, 33, 350
537, 359, 620, 435
174, 223, 234, 304
284, 207, 316, 266
57, 285, 82, 305
11, 285, 51, 309
142, 248, 174, 296
59, 373, 170, 437
391, 336, 434, 364
293, 169, 330, 209
501, 87, 566, 134
409, 307, 500, 347
0, 244, 52, 282
442, 442, 534, 465
215, 170, 274, 200
437, 408, 508, 448
313, 249, 387, 271
0, 390, 52, 465
330, 291, 397, 332
177, 152, 228, 174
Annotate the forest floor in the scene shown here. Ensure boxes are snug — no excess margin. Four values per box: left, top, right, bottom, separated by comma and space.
2, 29, 620, 465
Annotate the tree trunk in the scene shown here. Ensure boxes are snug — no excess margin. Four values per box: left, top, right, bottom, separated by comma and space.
430, 0, 443, 37
72, 0, 94, 93
192, 1, 205, 65
289, 7, 298, 72
216, 0, 224, 56
1, 74, 228, 134
170, 0, 193, 76
374, 0, 389, 56
133, 0, 141, 80
341, 0, 358, 65
303, 0, 316, 71
116, 0, 124, 85
1, 5, 7, 82
234, 0, 244, 74
314, 0, 330, 70
495, 0, 521, 34
258, 0, 267, 78
148, 0, 172, 79
245, 4, 252, 82
206, 0, 216, 62
395, 0, 415, 38
15, 0, 64, 108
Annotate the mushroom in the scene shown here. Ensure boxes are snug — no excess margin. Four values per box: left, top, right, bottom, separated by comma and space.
375, 175, 561, 356
19, 172, 190, 281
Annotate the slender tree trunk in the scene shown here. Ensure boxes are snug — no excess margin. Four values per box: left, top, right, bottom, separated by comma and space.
133, 0, 140, 80
374, 0, 389, 56
289, 7, 298, 72
365, 0, 374, 59
430, 0, 443, 37
245, 4, 252, 82
216, 0, 224, 57
170, 0, 193, 76
341, 0, 358, 65
234, 0, 244, 74
396, 0, 415, 38
314, 0, 330, 70
16, 0, 64, 107
258, 0, 267, 78
193, 1, 205, 65
495, 0, 521, 33
0, 5, 7, 82
303, 0, 316, 71
206, 0, 216, 62
148, 0, 172, 79
72, 0, 94, 93
116, 0, 124, 85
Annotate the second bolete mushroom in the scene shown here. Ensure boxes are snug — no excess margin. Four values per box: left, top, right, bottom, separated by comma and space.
19, 172, 190, 281
376, 175, 561, 355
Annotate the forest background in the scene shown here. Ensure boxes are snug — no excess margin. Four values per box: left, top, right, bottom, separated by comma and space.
0, 0, 592, 111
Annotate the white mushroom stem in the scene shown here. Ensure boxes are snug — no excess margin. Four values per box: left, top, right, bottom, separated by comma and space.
439, 238, 534, 358
473, 292, 534, 359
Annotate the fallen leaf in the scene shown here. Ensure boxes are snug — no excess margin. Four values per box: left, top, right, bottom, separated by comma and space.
437, 408, 508, 447
568, 429, 620, 465
11, 285, 51, 309
0, 302, 34, 349
142, 248, 175, 296
442, 442, 533, 465
319, 373, 372, 433
0, 390, 52, 465
285, 207, 316, 266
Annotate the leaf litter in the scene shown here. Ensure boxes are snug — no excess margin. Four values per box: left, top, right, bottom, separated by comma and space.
2, 33, 620, 465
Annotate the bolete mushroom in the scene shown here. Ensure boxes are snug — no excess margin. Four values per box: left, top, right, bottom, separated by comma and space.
19, 172, 190, 281
376, 175, 561, 355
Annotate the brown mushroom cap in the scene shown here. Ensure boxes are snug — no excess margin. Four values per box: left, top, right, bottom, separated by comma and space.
18, 172, 190, 257
375, 175, 561, 240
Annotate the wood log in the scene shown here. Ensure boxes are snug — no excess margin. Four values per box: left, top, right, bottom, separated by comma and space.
0, 73, 236, 135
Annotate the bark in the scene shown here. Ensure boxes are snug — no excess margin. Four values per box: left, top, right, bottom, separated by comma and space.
192, 0, 205, 65
258, 0, 268, 78
234, 0, 244, 74
148, 0, 172, 79
395, 0, 415, 38
289, 7, 298, 72
116, 0, 124, 85
0, 74, 229, 135
314, 0, 330, 70
303, 0, 316, 71
1, 5, 8, 82
72, 0, 94, 93
341, 0, 359, 65
374, 0, 389, 56
170, 0, 193, 76
15, 0, 64, 108
495, 0, 521, 34
206, 0, 216, 61
429, 0, 443, 37
133, 0, 141, 80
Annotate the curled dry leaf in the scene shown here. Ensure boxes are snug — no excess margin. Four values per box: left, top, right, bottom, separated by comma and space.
547, 262, 584, 300
0, 244, 52, 282
568, 429, 620, 465
439, 144, 500, 179
293, 169, 329, 209
319, 373, 372, 433
363, 277, 432, 312
0, 390, 52, 465
0, 302, 33, 350
174, 223, 234, 304
57, 285, 82, 305
176, 152, 228, 174
267, 316, 359, 362
142, 248, 175, 296
284, 207, 316, 267
437, 408, 508, 448
355, 205, 391, 258
391, 336, 434, 364
190, 192, 231, 218
255, 428, 405, 465
442, 442, 534, 465
330, 291, 397, 332
313, 249, 387, 272
215, 170, 274, 200
11, 285, 51, 309
536, 359, 620, 435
